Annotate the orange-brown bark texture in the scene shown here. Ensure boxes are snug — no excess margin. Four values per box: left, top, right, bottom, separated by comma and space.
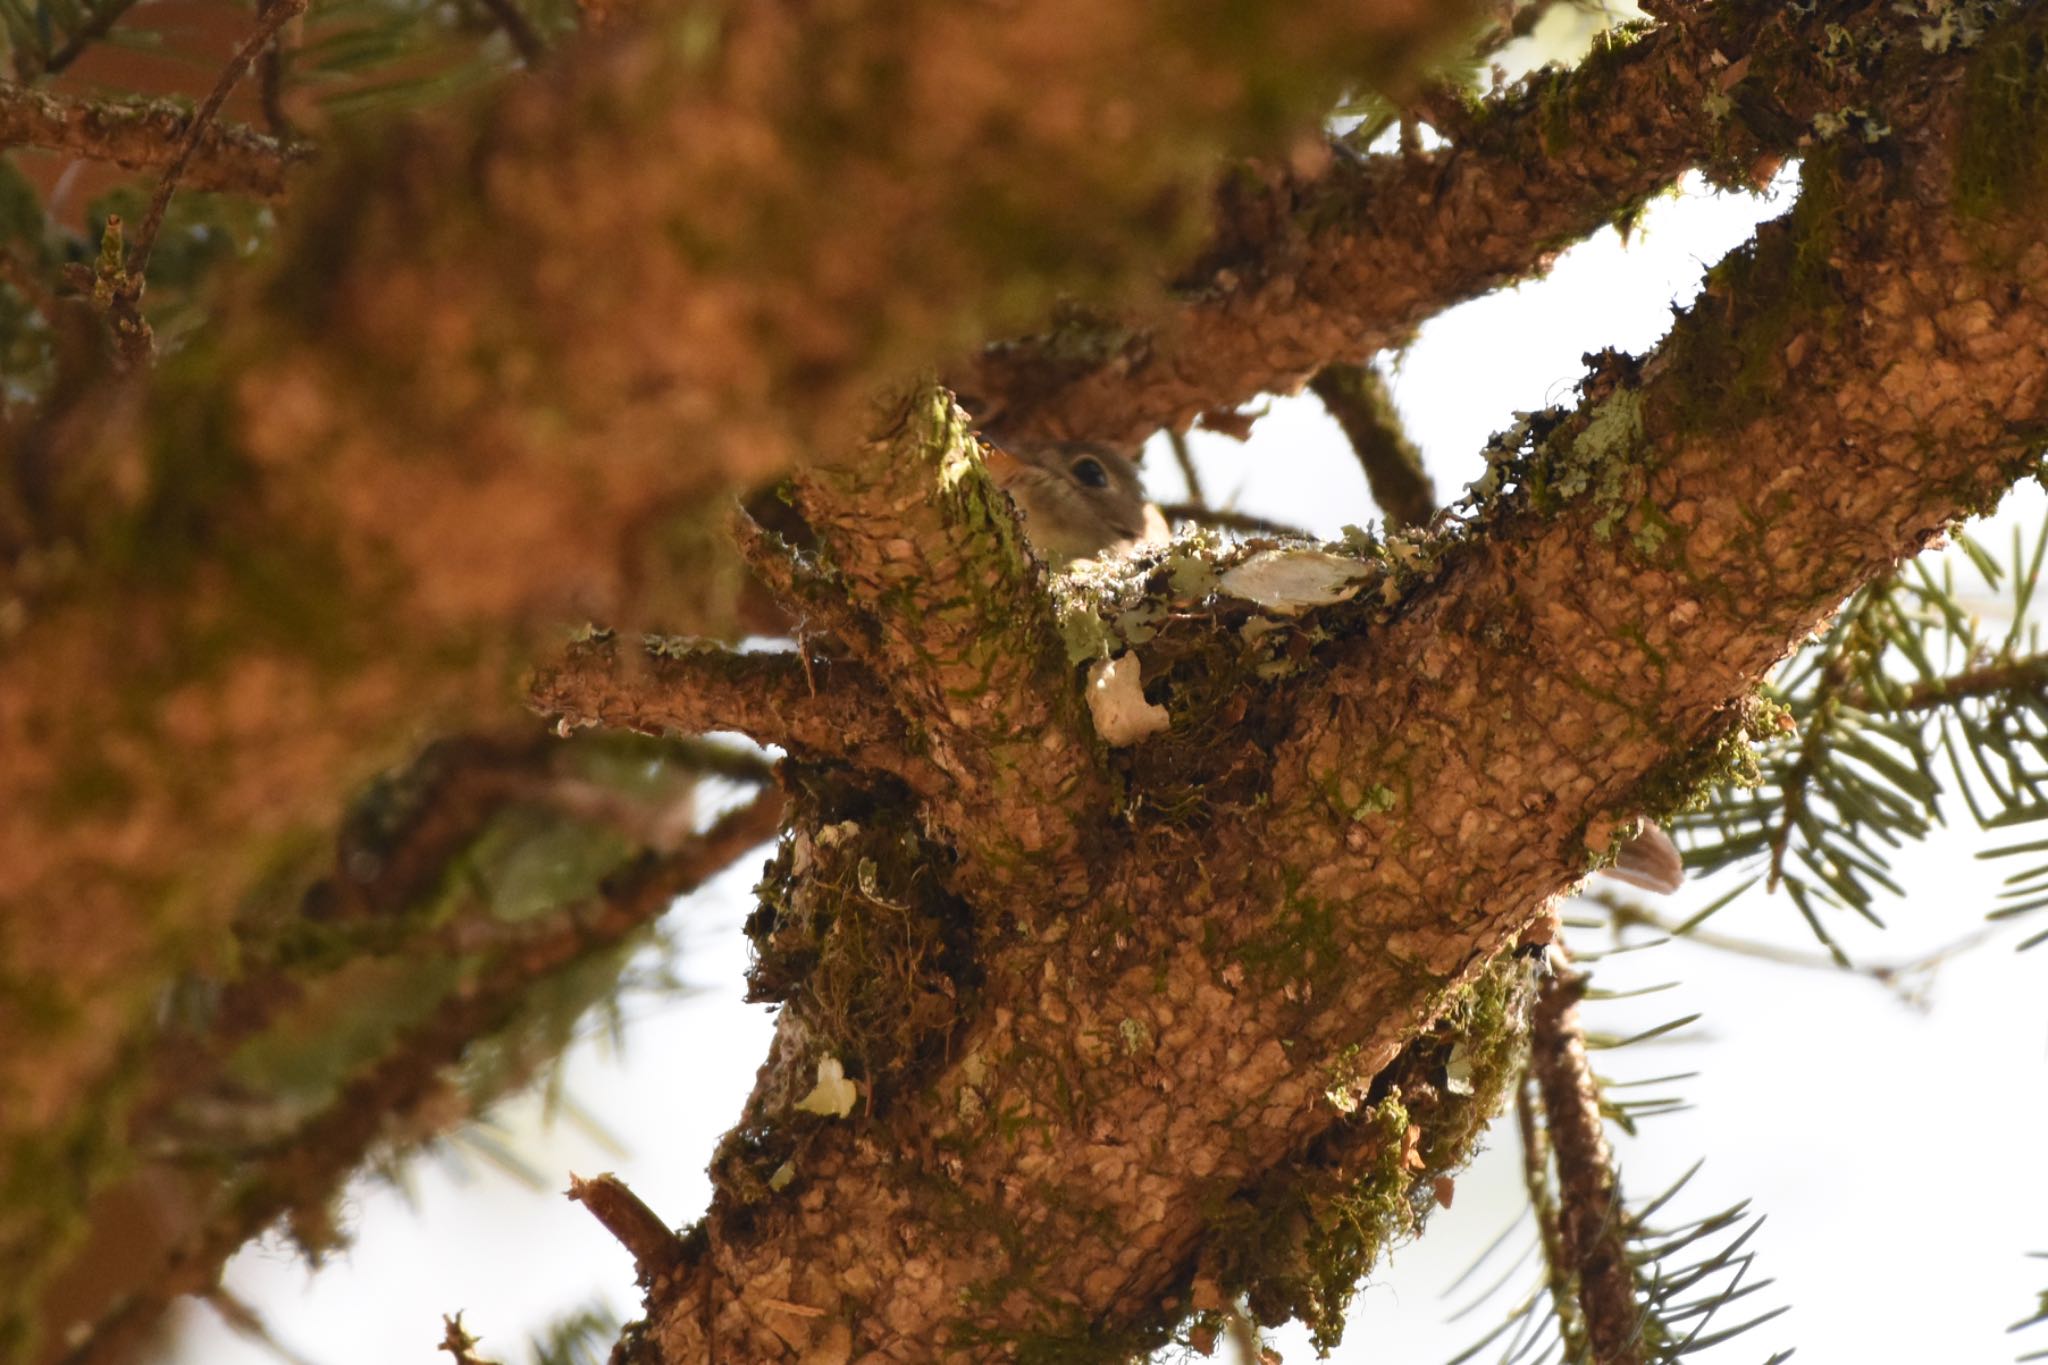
961, 2, 1943, 446
1, 1, 1486, 1345
5, 1, 2045, 1361
614, 62, 2048, 1362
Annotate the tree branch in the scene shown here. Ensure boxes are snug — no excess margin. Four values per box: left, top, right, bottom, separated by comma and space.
28, 0, 142, 79
1517, 1070, 1589, 1360
786, 395, 1111, 891
8, 15, 1499, 1326
1530, 965, 1643, 1364
9, 4, 2047, 1359
531, 629, 942, 792
1158, 500, 1312, 539
1307, 362, 1436, 530
0, 84, 309, 197
127, 0, 312, 283
567, 1173, 684, 1282
963, 0, 1902, 444
0, 5, 1489, 1227
626, 34, 2048, 1352
1862, 653, 2048, 713
44, 786, 786, 1365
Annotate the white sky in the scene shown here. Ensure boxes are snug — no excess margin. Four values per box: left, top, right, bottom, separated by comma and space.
167, 62, 2048, 1365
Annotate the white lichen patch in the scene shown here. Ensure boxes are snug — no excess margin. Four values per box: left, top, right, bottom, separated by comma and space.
795, 1055, 859, 1118
1218, 548, 1371, 615
1086, 653, 1170, 746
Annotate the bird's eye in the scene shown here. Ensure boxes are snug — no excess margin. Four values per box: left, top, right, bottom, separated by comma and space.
1071, 456, 1110, 489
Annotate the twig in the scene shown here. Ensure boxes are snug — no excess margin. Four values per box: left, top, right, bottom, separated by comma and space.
531, 629, 942, 793
1516, 1071, 1590, 1361
35, 0, 145, 78
1156, 501, 1310, 540
568, 1173, 684, 1280
127, 0, 311, 281
1585, 889, 2001, 1007
1306, 363, 1436, 531
1166, 427, 1207, 507
1530, 963, 1646, 1365
438, 1314, 504, 1365
1766, 641, 1860, 899
1852, 653, 2048, 714
0, 84, 307, 197
256, 0, 302, 138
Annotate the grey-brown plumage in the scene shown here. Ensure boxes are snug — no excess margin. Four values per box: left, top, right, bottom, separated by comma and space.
1606, 821, 1685, 895
985, 438, 1156, 565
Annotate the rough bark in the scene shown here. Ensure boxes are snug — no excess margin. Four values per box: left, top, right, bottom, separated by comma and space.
961, 0, 1929, 443
1531, 967, 1642, 1364
580, 38, 2048, 1357
1, 3, 1490, 1344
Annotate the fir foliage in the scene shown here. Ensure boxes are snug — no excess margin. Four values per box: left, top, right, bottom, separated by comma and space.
1679, 517, 2048, 953
1446, 946, 1786, 1365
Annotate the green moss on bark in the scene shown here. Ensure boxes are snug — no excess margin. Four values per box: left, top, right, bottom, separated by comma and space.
1200, 952, 1535, 1355
1954, 24, 2048, 220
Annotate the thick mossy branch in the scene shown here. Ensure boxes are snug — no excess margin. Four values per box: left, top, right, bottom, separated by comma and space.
788, 393, 1112, 889
10, 7, 2048, 1363
633, 33, 2048, 1358
1203, 952, 1535, 1352
967, 0, 1991, 444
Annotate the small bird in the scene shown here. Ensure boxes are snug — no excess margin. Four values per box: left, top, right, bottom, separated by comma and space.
984, 431, 1683, 895
982, 437, 1165, 566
